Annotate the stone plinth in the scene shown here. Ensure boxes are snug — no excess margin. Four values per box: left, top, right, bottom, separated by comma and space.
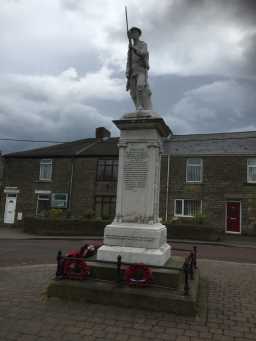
97, 222, 170, 266
104, 223, 167, 249
97, 244, 170, 266
97, 111, 172, 266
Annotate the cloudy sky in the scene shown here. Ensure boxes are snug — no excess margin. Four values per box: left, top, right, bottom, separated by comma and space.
0, 0, 256, 153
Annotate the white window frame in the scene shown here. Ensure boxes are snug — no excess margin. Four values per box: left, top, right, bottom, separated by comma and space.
39, 159, 52, 181
35, 190, 51, 194
36, 193, 51, 216
4, 187, 20, 194
186, 158, 203, 183
51, 193, 68, 209
247, 159, 256, 183
174, 199, 202, 217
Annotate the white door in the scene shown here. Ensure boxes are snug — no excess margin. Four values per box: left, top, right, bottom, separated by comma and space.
4, 195, 17, 224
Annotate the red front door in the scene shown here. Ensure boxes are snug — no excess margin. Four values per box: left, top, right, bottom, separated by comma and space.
226, 202, 241, 233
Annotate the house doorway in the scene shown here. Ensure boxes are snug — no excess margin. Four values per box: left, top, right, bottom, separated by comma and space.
4, 194, 17, 224
226, 201, 241, 234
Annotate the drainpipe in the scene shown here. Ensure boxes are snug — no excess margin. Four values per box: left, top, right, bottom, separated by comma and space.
68, 157, 75, 212
165, 155, 170, 222
1, 157, 7, 220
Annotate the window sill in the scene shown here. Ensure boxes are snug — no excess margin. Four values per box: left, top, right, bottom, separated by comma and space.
96, 179, 117, 182
244, 182, 256, 185
174, 215, 193, 218
185, 182, 203, 185
34, 179, 52, 183
51, 207, 68, 209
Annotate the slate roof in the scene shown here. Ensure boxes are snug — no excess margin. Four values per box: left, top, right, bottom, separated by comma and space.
164, 131, 256, 156
4, 130, 256, 158
4, 137, 119, 158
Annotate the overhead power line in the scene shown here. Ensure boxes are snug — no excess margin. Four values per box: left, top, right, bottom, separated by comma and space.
0, 138, 65, 143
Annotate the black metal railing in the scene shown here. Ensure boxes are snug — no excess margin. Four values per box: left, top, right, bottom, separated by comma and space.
55, 245, 198, 296
181, 246, 198, 295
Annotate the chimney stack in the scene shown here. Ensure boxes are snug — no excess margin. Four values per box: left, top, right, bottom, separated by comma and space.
96, 127, 111, 140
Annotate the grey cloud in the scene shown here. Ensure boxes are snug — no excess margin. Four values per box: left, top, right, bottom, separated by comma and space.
0, 37, 101, 75
60, 0, 84, 12
0, 99, 114, 154
170, 80, 256, 134
151, 74, 227, 114
0, 68, 123, 153
108, 0, 256, 78
0, 0, 256, 153
234, 0, 256, 26
240, 33, 256, 77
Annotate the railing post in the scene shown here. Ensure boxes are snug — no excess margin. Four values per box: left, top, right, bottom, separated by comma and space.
189, 252, 194, 280
183, 256, 190, 296
193, 246, 197, 269
116, 255, 122, 286
56, 250, 64, 279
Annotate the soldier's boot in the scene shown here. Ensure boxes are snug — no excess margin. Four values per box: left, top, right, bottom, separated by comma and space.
142, 86, 152, 110
131, 94, 137, 109
136, 87, 144, 111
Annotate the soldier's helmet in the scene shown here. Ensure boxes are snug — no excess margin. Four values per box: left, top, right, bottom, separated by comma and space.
128, 27, 142, 36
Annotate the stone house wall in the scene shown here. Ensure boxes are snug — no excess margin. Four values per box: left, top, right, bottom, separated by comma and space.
70, 157, 98, 217
2, 157, 72, 218
0, 154, 3, 221
160, 155, 256, 234
2, 153, 256, 234
0, 153, 3, 181
1, 156, 117, 221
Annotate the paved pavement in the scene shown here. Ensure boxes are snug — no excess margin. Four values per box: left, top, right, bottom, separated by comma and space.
1, 226, 256, 340
1, 260, 256, 341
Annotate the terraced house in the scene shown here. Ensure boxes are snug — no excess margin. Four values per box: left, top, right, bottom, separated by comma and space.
0, 152, 3, 219
1, 127, 256, 236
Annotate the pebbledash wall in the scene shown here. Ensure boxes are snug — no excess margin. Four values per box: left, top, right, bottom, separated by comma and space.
1, 128, 256, 235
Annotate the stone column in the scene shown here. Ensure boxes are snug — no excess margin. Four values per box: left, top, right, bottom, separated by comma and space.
97, 111, 172, 266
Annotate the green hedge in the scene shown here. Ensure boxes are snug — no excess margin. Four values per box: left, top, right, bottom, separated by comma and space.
22, 217, 110, 236
22, 217, 222, 240
166, 223, 222, 241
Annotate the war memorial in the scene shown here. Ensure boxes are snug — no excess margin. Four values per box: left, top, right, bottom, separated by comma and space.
47, 16, 200, 316
97, 24, 171, 266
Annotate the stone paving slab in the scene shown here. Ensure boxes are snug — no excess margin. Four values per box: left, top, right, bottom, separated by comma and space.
0, 260, 256, 340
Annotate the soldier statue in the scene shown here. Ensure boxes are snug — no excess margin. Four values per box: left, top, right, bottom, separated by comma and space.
126, 26, 153, 111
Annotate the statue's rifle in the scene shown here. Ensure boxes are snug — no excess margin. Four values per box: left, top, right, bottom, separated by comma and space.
125, 6, 132, 91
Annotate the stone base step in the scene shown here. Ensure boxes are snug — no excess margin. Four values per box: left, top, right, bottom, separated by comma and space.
47, 271, 199, 316
86, 259, 181, 289
47, 258, 200, 316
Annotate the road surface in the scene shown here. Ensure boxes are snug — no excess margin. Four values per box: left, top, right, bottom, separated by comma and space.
0, 239, 255, 267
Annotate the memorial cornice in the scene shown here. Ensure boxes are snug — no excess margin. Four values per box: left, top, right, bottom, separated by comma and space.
113, 117, 172, 137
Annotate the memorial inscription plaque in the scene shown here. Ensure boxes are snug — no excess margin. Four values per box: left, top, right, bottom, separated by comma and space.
124, 146, 148, 191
